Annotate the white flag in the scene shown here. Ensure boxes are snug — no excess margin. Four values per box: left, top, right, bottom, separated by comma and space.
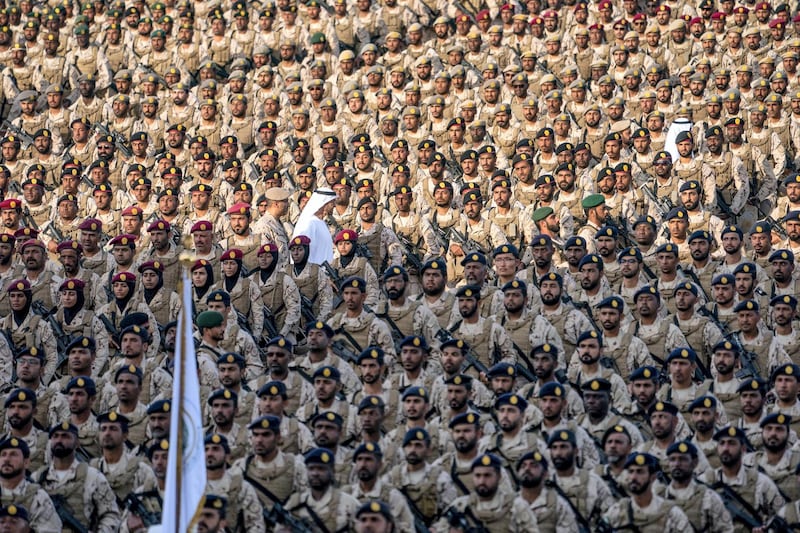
162, 270, 207, 532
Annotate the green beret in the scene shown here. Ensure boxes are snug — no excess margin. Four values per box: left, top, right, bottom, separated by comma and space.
532, 206, 554, 222
581, 193, 605, 209
196, 310, 224, 328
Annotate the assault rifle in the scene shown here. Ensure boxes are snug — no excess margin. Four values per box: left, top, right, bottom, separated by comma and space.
261, 307, 279, 340
710, 480, 762, 530
123, 492, 161, 527
443, 507, 489, 533
330, 339, 359, 365
31, 302, 71, 376
299, 294, 317, 324
447, 225, 488, 255
434, 327, 490, 376
697, 307, 760, 379
263, 503, 311, 533
322, 260, 344, 309
93, 122, 132, 159
21, 207, 38, 231
397, 234, 424, 273
2, 120, 34, 149
51, 495, 89, 533
604, 215, 633, 248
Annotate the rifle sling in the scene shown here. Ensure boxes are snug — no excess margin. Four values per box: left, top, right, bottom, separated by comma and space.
242, 455, 287, 505
334, 327, 363, 353
545, 479, 593, 532
710, 480, 763, 527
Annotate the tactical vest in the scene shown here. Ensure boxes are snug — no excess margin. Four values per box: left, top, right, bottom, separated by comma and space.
738, 332, 771, 378
194, 123, 222, 152
259, 273, 287, 331
486, 431, 541, 487
176, 45, 199, 75
543, 308, 574, 355
712, 467, 761, 519
488, 207, 522, 248
384, 300, 420, 338
389, 465, 442, 522
143, 289, 172, 328
687, 211, 713, 235
558, 192, 585, 226
748, 132, 771, 164
584, 129, 607, 159
501, 314, 535, 356
603, 328, 637, 377
705, 152, 734, 204
454, 319, 496, 369
333, 17, 356, 49
280, 415, 303, 454
0, 480, 40, 512
664, 481, 706, 531
667, 40, 692, 68
10, 66, 34, 92
243, 454, 296, 506
227, 277, 254, 320
218, 323, 243, 354
10, 315, 43, 353
104, 45, 126, 72
619, 497, 676, 531
575, 48, 593, 80
358, 224, 385, 276
334, 314, 373, 353
465, 492, 514, 531
207, 37, 231, 66
94, 455, 143, 503
56, 307, 95, 338
752, 449, 800, 502
39, 462, 90, 531
634, 320, 671, 364
74, 47, 99, 76
673, 317, 708, 364
291, 265, 322, 319
382, 8, 404, 33
39, 56, 66, 87
446, 455, 475, 496
770, 120, 792, 158
515, 184, 538, 208
227, 119, 255, 151
554, 469, 594, 520
419, 291, 455, 330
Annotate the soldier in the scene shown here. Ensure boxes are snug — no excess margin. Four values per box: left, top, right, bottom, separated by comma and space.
704, 426, 785, 531
2, 279, 57, 383
35, 421, 120, 533
380, 265, 441, 342
548, 429, 614, 529
284, 447, 360, 532
661, 440, 734, 532
384, 427, 456, 527
90, 411, 155, 505
601, 452, 692, 530
205, 388, 248, 462
434, 453, 539, 531
286, 236, 334, 325
343, 443, 414, 532
330, 230, 380, 309
231, 415, 306, 511
482, 393, 546, 487
327, 276, 395, 361
0, 436, 61, 533
498, 279, 563, 362
253, 381, 314, 456
203, 433, 265, 533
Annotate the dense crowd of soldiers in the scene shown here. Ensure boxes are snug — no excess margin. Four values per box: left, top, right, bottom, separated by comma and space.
1, 0, 800, 531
